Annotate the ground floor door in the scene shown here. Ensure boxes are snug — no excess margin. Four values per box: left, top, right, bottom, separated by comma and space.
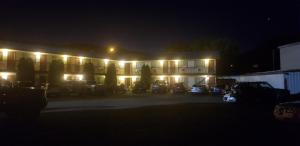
125, 78, 132, 88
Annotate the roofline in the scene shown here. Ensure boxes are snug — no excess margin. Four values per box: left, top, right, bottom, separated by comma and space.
278, 42, 300, 49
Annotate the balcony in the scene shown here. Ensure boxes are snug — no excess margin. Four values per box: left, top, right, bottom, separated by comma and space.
178, 67, 210, 74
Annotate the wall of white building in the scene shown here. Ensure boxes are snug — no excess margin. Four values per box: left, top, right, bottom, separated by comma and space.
279, 43, 300, 71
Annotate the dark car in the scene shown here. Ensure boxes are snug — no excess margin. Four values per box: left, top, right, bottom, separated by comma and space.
171, 83, 186, 94
132, 81, 147, 94
274, 93, 300, 122
152, 80, 168, 94
223, 82, 290, 104
0, 80, 47, 119
209, 85, 225, 95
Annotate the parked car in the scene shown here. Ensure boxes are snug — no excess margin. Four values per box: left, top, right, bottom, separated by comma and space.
132, 81, 147, 94
189, 84, 208, 94
223, 82, 290, 104
0, 80, 47, 119
274, 93, 300, 122
116, 84, 127, 94
274, 100, 300, 122
170, 83, 186, 94
209, 85, 225, 95
152, 80, 168, 94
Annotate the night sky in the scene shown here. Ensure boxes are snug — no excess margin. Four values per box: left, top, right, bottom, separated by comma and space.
0, 0, 299, 52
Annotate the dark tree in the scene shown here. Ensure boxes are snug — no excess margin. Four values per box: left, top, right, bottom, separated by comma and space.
48, 59, 64, 86
104, 63, 117, 93
83, 62, 95, 82
16, 57, 35, 82
140, 64, 152, 89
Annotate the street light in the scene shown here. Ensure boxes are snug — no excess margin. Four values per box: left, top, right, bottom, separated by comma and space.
108, 47, 115, 53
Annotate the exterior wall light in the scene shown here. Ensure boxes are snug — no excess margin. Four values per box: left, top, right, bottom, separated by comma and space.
104, 59, 109, 65
34, 52, 42, 62
79, 56, 84, 65
2, 49, 9, 58
77, 74, 83, 81
63, 55, 69, 63
204, 59, 210, 66
159, 60, 164, 66
119, 60, 125, 68
63, 74, 68, 80
1, 72, 8, 80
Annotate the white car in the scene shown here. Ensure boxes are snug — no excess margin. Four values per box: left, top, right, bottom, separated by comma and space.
223, 93, 237, 102
189, 85, 207, 94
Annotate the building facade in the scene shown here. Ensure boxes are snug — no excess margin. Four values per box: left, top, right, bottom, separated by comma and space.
0, 48, 216, 88
279, 42, 300, 71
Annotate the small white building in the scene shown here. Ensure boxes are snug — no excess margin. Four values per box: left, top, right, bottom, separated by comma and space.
279, 42, 300, 71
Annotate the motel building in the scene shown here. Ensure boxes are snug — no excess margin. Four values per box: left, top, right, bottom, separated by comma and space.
0, 44, 217, 89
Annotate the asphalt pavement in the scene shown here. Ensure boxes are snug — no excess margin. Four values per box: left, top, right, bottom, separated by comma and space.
0, 95, 299, 146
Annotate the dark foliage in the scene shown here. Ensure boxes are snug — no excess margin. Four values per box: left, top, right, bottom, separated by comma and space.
83, 62, 95, 82
48, 60, 64, 86
16, 57, 35, 82
104, 63, 117, 93
140, 64, 152, 89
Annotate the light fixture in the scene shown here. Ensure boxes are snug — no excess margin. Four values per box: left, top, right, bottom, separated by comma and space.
104, 59, 109, 65
174, 60, 179, 66
77, 74, 83, 81
34, 52, 42, 62
159, 60, 164, 66
79, 56, 84, 65
1, 72, 8, 80
63, 55, 68, 63
132, 76, 137, 82
159, 75, 165, 80
2, 49, 9, 58
204, 59, 210, 66
63, 74, 68, 80
174, 75, 180, 83
119, 60, 125, 68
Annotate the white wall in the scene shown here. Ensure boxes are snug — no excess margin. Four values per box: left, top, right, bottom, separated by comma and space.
280, 45, 300, 71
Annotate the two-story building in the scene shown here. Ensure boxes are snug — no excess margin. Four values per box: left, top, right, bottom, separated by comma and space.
0, 43, 217, 88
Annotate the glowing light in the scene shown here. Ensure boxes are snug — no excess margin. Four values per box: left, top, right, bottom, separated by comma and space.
204, 75, 209, 82
119, 60, 125, 68
132, 61, 137, 67
132, 76, 137, 82
204, 59, 210, 66
104, 59, 109, 65
77, 74, 83, 81
79, 56, 84, 65
34, 52, 42, 62
159, 76, 165, 80
63, 55, 68, 63
159, 60, 164, 66
174, 75, 180, 83
2, 49, 9, 58
63, 74, 68, 80
174, 60, 179, 66
119, 76, 125, 82
1, 72, 8, 80
109, 47, 115, 53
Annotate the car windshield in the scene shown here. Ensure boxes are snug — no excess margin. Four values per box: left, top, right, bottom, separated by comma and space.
258, 82, 273, 89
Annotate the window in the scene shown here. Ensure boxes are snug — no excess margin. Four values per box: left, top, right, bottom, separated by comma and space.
188, 60, 195, 67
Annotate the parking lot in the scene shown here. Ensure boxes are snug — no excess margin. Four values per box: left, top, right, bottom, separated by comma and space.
1, 94, 299, 146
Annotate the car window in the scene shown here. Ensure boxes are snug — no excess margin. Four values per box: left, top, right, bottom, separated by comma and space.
259, 82, 273, 89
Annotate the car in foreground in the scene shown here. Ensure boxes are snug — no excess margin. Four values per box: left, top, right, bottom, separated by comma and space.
170, 82, 186, 94
274, 93, 300, 122
274, 100, 300, 122
152, 80, 168, 94
0, 80, 47, 119
223, 82, 290, 104
189, 84, 208, 94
